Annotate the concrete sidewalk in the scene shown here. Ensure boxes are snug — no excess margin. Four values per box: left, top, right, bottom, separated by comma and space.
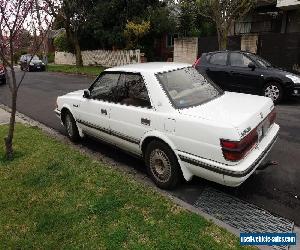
0, 108, 22, 125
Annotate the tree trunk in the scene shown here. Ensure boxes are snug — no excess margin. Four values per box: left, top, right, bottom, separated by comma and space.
65, 26, 83, 67
4, 68, 18, 160
217, 28, 228, 51
74, 34, 83, 67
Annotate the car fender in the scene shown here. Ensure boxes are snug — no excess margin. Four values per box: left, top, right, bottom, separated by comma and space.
60, 103, 84, 137
140, 130, 193, 181
60, 103, 73, 119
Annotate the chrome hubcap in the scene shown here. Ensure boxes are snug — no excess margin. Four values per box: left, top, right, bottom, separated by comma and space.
265, 85, 280, 101
65, 115, 73, 137
149, 149, 171, 183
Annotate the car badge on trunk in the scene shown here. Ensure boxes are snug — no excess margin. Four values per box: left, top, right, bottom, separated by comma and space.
260, 112, 264, 119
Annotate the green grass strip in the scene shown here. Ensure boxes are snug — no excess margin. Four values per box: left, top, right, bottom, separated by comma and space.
0, 124, 253, 249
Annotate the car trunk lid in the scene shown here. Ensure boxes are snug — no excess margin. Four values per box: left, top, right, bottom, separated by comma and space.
179, 92, 274, 139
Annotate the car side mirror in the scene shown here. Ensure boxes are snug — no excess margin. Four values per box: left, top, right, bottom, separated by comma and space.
248, 62, 256, 71
83, 89, 91, 98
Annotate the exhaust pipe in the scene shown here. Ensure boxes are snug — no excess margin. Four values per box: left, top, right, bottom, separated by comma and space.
257, 161, 278, 171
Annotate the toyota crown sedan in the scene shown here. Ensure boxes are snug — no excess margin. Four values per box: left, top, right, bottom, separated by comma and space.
55, 63, 279, 190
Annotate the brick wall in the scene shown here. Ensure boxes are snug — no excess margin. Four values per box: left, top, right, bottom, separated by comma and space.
173, 37, 198, 64
55, 49, 141, 67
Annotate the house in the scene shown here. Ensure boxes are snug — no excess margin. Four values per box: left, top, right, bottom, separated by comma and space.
233, 0, 300, 35
46, 28, 66, 53
153, 34, 178, 62
277, 0, 300, 33
228, 0, 300, 71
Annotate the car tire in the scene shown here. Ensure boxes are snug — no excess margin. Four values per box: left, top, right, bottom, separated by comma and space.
145, 140, 182, 190
63, 111, 80, 142
263, 82, 283, 104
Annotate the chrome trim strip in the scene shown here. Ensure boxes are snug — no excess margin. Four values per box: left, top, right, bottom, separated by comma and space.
54, 109, 61, 117
77, 119, 140, 145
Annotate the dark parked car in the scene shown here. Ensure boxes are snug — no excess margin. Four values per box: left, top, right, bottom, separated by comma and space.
20, 54, 46, 72
194, 51, 300, 103
0, 64, 6, 85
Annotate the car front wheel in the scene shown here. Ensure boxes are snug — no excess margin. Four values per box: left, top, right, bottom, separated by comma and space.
263, 82, 283, 104
63, 111, 80, 142
145, 140, 182, 190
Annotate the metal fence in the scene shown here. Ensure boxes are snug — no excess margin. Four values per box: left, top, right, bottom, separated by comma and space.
258, 32, 300, 72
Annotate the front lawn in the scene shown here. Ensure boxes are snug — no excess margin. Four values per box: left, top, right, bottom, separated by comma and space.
47, 64, 104, 77
0, 124, 251, 249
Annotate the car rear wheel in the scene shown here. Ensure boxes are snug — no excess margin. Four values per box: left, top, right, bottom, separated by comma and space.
145, 140, 182, 190
63, 111, 80, 142
263, 82, 283, 104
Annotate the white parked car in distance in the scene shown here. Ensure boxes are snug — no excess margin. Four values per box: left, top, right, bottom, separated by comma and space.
55, 63, 279, 189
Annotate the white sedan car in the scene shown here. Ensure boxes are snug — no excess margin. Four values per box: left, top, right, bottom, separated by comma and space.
55, 63, 279, 189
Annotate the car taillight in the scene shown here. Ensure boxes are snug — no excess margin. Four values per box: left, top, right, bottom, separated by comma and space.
221, 129, 258, 162
268, 110, 276, 125
193, 58, 201, 68
0, 65, 4, 74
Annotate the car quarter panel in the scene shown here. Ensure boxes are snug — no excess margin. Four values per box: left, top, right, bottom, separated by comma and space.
171, 116, 239, 165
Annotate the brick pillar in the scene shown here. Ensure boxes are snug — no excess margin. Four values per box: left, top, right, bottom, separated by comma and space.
173, 37, 198, 64
241, 34, 258, 54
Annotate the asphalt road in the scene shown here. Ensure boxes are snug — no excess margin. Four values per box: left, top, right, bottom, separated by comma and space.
0, 69, 300, 226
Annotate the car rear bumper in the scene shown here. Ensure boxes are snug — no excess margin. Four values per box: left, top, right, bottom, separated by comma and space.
177, 124, 280, 187
54, 109, 61, 118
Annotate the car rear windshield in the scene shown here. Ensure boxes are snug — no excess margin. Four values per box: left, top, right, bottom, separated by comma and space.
156, 67, 223, 109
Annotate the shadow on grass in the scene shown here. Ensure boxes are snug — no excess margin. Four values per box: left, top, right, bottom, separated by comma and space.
0, 150, 25, 166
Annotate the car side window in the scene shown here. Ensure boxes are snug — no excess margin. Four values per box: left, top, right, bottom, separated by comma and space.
115, 73, 151, 108
209, 52, 228, 66
90, 73, 120, 102
230, 53, 252, 67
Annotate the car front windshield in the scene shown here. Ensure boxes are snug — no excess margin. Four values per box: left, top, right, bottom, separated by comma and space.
156, 67, 222, 109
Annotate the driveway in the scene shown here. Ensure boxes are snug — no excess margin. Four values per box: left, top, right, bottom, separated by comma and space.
0, 69, 300, 226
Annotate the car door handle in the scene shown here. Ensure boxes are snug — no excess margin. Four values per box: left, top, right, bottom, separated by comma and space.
101, 109, 107, 115
141, 118, 151, 126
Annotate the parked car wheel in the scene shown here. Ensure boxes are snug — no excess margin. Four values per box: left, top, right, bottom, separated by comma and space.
263, 82, 283, 104
145, 140, 182, 190
63, 111, 80, 142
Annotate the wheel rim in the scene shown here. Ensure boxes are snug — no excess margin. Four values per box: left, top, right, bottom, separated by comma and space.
149, 149, 172, 183
264, 84, 280, 101
65, 115, 73, 137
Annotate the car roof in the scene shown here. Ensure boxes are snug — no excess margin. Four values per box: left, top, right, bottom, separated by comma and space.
105, 62, 191, 74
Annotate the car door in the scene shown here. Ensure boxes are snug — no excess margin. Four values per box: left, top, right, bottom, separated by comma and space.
228, 52, 261, 94
109, 73, 154, 156
77, 72, 120, 142
205, 52, 231, 90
